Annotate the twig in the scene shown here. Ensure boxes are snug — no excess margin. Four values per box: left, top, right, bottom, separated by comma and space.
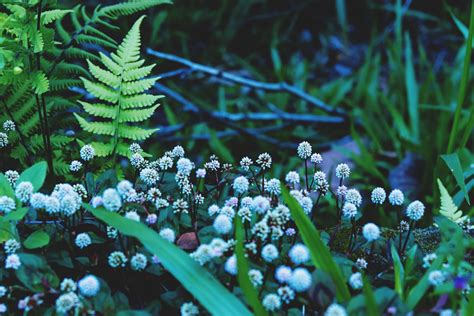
147, 49, 347, 117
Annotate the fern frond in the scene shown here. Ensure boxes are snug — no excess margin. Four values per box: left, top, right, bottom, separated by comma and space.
76, 34, 116, 49
32, 71, 50, 94
99, 52, 122, 76
118, 125, 158, 140
99, 0, 172, 19
121, 77, 157, 95
80, 78, 119, 103
114, 16, 144, 65
121, 94, 163, 109
41, 9, 72, 25
79, 101, 116, 119
438, 179, 466, 223
87, 60, 121, 88
50, 79, 82, 91
90, 141, 115, 157
75, 114, 116, 136
123, 64, 155, 81
119, 104, 159, 122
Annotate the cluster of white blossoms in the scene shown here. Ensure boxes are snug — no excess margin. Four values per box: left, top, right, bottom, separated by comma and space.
55, 275, 100, 314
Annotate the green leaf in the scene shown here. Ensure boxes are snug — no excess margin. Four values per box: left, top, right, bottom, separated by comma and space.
235, 218, 268, 316
23, 230, 50, 249
441, 153, 470, 205
362, 274, 379, 316
85, 205, 251, 316
18, 161, 47, 192
437, 178, 466, 222
281, 186, 351, 302
390, 243, 404, 299
0, 173, 14, 198
16, 254, 59, 292
2, 208, 28, 222
404, 32, 419, 142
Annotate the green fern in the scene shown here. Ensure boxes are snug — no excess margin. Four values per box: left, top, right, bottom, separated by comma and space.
75, 17, 162, 158
437, 178, 466, 224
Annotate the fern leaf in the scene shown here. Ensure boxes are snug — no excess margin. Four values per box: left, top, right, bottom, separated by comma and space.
438, 179, 466, 223
90, 141, 115, 157
100, 0, 172, 19
99, 52, 122, 76
41, 9, 72, 25
80, 78, 119, 103
114, 16, 144, 65
121, 94, 162, 109
32, 71, 50, 94
118, 125, 158, 140
76, 34, 116, 49
87, 60, 121, 88
74, 114, 116, 136
121, 78, 157, 95
79, 101, 116, 119
119, 104, 159, 122
123, 64, 155, 81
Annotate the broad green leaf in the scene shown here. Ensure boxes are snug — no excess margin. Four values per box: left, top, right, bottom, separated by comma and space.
16, 254, 59, 292
23, 230, 50, 249
2, 208, 28, 222
86, 205, 251, 316
281, 186, 351, 302
441, 153, 470, 205
391, 244, 404, 299
362, 275, 378, 316
235, 218, 267, 316
18, 161, 48, 192
0, 173, 14, 198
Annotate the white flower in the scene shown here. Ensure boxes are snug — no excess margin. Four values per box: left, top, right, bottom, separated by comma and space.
439, 309, 454, 316
208, 204, 220, 216
15, 182, 33, 203
172, 199, 189, 214
371, 187, 386, 204
91, 196, 103, 208
275, 266, 292, 283
29, 193, 46, 210
130, 153, 145, 168
108, 251, 127, 268
349, 272, 363, 289
0, 286, 7, 297
238, 207, 252, 222
181, 302, 199, 316
196, 168, 206, 178
324, 303, 347, 316
140, 168, 159, 186
117, 180, 133, 197
428, 270, 445, 286
265, 178, 281, 195
240, 156, 253, 170
278, 286, 295, 304
345, 189, 362, 207
80, 145, 95, 161
335, 163, 350, 179
251, 196, 270, 214
422, 253, 437, 269
289, 244, 309, 265
388, 189, 404, 206
172, 145, 185, 158
3, 120, 15, 132
5, 254, 21, 270
177, 158, 194, 175
125, 211, 140, 222
299, 196, 313, 214
362, 223, 380, 242
129, 143, 142, 154
248, 269, 263, 287
233, 176, 249, 194
261, 244, 279, 263
4, 239, 20, 254
45, 196, 60, 214
102, 188, 122, 212
406, 200, 425, 221
262, 293, 281, 312
342, 202, 357, 218
224, 255, 237, 275
60, 278, 77, 292
69, 160, 83, 172
285, 171, 300, 185
289, 268, 312, 292
297, 141, 312, 159
4, 170, 19, 187
311, 153, 323, 164
75, 233, 92, 249
356, 258, 368, 270
213, 214, 232, 234
0, 133, 8, 147
78, 275, 100, 297
314, 171, 326, 182
159, 228, 176, 243
256, 153, 272, 169
0, 196, 15, 213
158, 156, 173, 170
220, 206, 235, 219
55, 293, 78, 314
131, 253, 147, 271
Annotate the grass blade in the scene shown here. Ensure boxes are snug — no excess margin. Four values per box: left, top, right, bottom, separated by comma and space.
86, 205, 252, 316
281, 186, 351, 302
441, 153, 470, 205
235, 218, 268, 316
404, 32, 419, 142
362, 274, 379, 316
390, 244, 404, 299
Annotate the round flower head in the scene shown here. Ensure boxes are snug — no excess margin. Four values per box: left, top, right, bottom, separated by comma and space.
15, 181, 33, 203
131, 253, 147, 271
289, 268, 312, 292
159, 228, 176, 243
261, 244, 279, 263
29, 193, 46, 210
140, 168, 159, 186
345, 189, 362, 207
55, 293, 78, 314
311, 153, 323, 164
371, 187, 386, 204
297, 141, 312, 159
125, 211, 140, 222
80, 144, 95, 161
262, 293, 281, 312
275, 266, 292, 283
285, 171, 300, 185
248, 269, 263, 287
251, 196, 270, 214
158, 156, 173, 170
75, 233, 92, 249
406, 200, 425, 221
181, 302, 199, 316
196, 168, 206, 178
314, 171, 326, 182
5, 254, 21, 269
324, 303, 347, 316
102, 188, 122, 212
256, 153, 272, 169
240, 156, 253, 170
4, 239, 20, 254
349, 272, 363, 289
177, 158, 194, 175
60, 278, 77, 292
289, 244, 310, 265
233, 176, 249, 194
108, 251, 128, 268
45, 196, 60, 214
298, 196, 313, 214
5, 170, 19, 187
388, 189, 404, 206
129, 143, 142, 154
130, 153, 145, 168
3, 120, 15, 132
171, 145, 185, 158
146, 214, 157, 225
78, 275, 100, 297
335, 163, 350, 179
224, 255, 237, 275
429, 270, 445, 286
362, 223, 380, 242
69, 160, 83, 172
0, 286, 6, 297
213, 214, 232, 234
0, 133, 8, 147
265, 178, 281, 195
342, 202, 357, 219
220, 206, 235, 219
208, 204, 220, 216
117, 180, 133, 197
0, 196, 15, 213
356, 258, 368, 270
